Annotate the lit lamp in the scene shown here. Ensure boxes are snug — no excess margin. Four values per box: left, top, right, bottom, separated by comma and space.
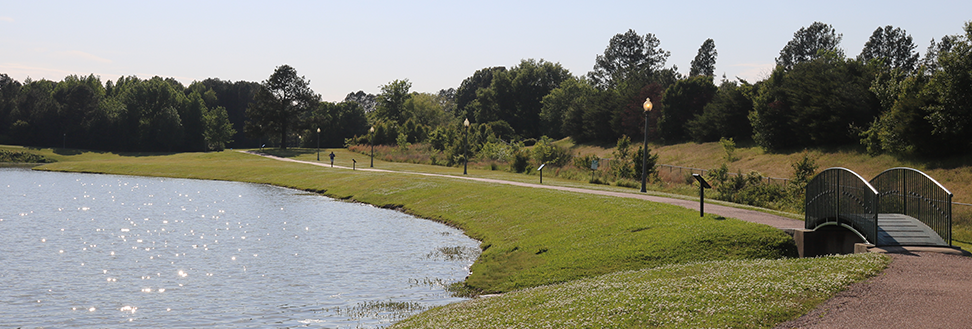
316, 127, 321, 161
463, 118, 470, 175
369, 126, 375, 168
641, 97, 653, 193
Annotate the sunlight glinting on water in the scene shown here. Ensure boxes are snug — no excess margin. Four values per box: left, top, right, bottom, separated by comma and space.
0, 168, 479, 328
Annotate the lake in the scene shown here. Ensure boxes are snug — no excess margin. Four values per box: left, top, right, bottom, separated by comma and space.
0, 168, 479, 328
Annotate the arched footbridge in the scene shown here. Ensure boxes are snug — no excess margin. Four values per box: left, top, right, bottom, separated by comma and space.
803, 167, 953, 253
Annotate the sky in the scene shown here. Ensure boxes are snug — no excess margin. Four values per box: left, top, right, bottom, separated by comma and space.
2, 1, 970, 102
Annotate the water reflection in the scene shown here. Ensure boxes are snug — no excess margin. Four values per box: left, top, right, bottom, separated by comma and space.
0, 168, 479, 328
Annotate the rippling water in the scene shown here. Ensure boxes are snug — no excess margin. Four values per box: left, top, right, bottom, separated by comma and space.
0, 168, 479, 328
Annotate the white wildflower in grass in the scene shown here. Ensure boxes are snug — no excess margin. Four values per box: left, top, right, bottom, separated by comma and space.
393, 253, 890, 329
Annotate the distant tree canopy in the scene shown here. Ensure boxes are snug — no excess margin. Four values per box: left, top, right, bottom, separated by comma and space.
858, 25, 920, 73
245, 65, 320, 149
753, 51, 881, 150
4, 22, 972, 159
588, 29, 671, 93
690, 39, 718, 77
0, 74, 238, 152
776, 22, 844, 70
456, 59, 572, 139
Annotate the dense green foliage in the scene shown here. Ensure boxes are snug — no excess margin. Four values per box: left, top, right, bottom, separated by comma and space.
0, 74, 246, 152
751, 51, 881, 150
0, 149, 54, 163
3, 22, 972, 158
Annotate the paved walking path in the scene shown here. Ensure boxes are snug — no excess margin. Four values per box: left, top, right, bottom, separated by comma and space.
243, 151, 804, 230
776, 251, 972, 328
245, 151, 972, 328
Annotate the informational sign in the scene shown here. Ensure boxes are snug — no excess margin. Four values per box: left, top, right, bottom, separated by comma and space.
591, 159, 599, 170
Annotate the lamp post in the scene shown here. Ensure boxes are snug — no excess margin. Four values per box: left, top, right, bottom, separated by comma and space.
463, 118, 470, 175
641, 97, 653, 193
316, 127, 321, 161
369, 126, 375, 168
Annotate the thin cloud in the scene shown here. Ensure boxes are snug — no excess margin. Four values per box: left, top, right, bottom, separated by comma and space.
62, 50, 113, 64
0, 17, 13, 23
0, 63, 117, 82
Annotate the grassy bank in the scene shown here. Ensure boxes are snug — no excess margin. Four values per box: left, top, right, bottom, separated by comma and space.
7, 144, 892, 327
25, 146, 795, 292
395, 254, 889, 328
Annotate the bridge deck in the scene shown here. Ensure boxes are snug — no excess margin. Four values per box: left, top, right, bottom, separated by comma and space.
877, 213, 947, 247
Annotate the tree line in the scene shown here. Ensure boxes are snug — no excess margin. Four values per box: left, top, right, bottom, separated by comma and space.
2, 21, 970, 158
0, 74, 258, 152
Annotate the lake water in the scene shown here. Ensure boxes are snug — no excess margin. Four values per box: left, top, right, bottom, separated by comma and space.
0, 168, 479, 328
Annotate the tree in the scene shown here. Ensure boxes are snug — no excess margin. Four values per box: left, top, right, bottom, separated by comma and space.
657, 75, 717, 143
303, 101, 369, 148
197, 78, 261, 148
245, 65, 319, 149
203, 106, 235, 151
456, 67, 506, 118
52, 75, 104, 148
344, 90, 377, 113
435, 88, 457, 113
0, 74, 22, 143
404, 92, 452, 128
776, 22, 844, 70
690, 39, 718, 76
753, 52, 880, 151
616, 83, 665, 141
686, 78, 754, 143
587, 29, 670, 92
456, 59, 571, 139
508, 59, 573, 137
374, 79, 412, 125
858, 25, 919, 73
922, 22, 972, 154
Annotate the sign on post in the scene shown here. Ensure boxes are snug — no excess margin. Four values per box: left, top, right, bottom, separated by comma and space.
590, 159, 599, 182
537, 164, 546, 184
692, 174, 711, 217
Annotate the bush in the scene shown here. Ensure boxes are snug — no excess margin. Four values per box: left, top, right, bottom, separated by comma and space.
0, 150, 55, 163
532, 136, 571, 167
509, 149, 531, 173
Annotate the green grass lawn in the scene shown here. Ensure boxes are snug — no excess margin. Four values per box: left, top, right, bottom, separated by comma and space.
395, 253, 889, 329
7, 145, 893, 327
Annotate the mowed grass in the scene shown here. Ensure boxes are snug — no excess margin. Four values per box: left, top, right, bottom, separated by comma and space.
11, 145, 893, 327
29, 146, 796, 292
395, 253, 889, 329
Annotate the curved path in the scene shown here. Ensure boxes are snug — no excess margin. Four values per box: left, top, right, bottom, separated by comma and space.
776, 251, 972, 328
242, 151, 803, 230
245, 151, 972, 327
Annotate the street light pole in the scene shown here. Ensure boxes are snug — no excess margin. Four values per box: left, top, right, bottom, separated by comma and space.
463, 118, 470, 175
641, 97, 653, 193
369, 126, 375, 168
316, 127, 321, 161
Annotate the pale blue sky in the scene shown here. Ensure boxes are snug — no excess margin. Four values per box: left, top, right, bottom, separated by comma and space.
2, 1, 969, 101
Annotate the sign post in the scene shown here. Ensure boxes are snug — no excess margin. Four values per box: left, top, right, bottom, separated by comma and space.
590, 159, 599, 182
692, 174, 712, 217
537, 164, 546, 184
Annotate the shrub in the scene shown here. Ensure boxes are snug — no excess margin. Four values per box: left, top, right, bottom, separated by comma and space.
532, 136, 572, 167
509, 149, 531, 173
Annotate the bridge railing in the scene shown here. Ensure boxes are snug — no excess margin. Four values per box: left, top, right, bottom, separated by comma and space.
870, 167, 953, 245
805, 168, 879, 244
